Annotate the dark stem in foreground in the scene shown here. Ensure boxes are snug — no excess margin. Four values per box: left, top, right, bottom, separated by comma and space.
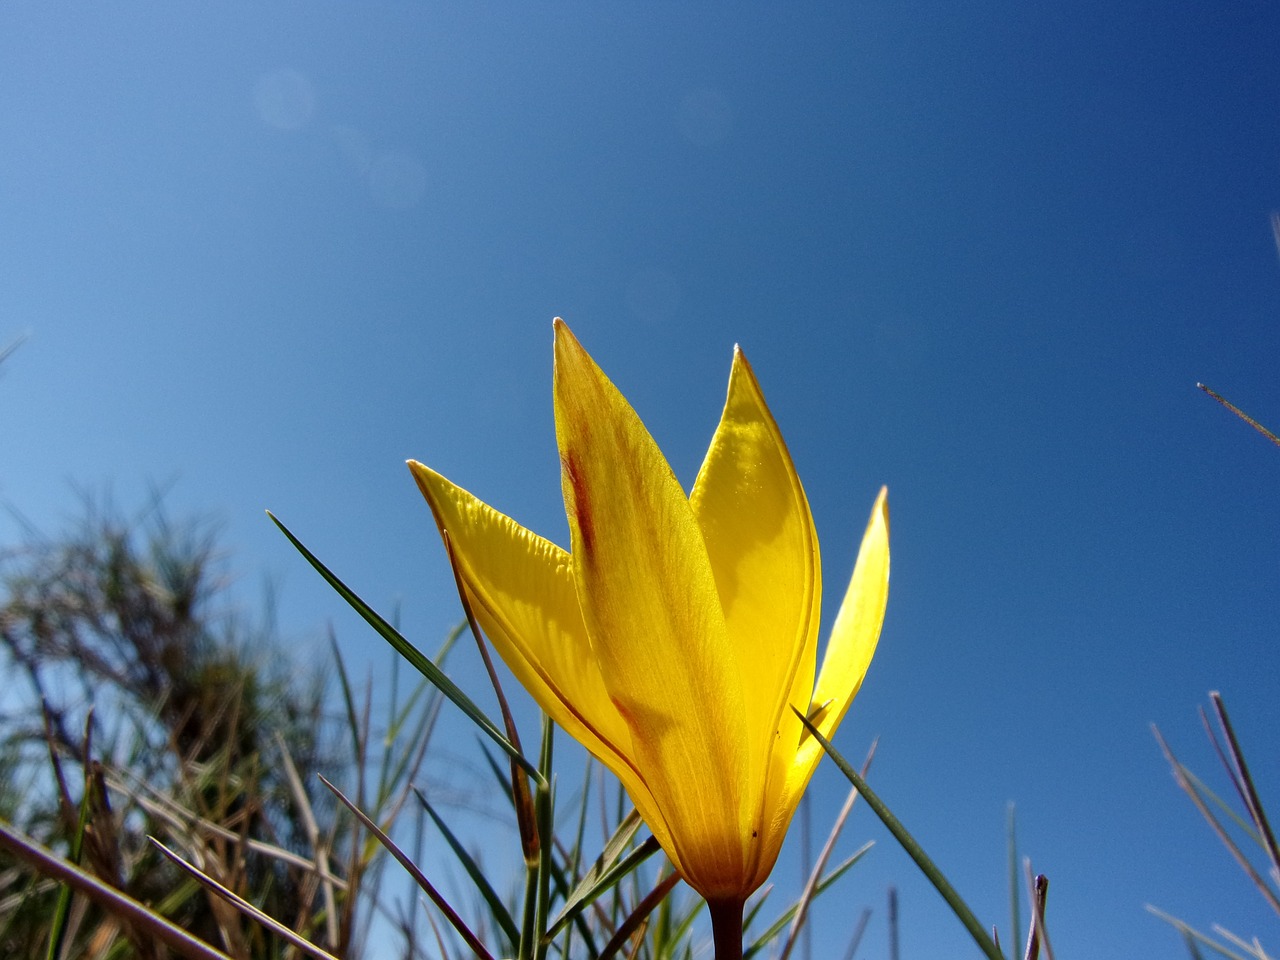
709, 898, 744, 960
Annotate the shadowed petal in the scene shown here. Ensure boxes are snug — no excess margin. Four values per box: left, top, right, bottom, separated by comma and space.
689, 346, 821, 878
552, 319, 750, 896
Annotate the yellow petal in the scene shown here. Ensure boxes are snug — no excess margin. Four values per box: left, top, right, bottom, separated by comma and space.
785, 487, 889, 810
688, 346, 821, 880
406, 459, 681, 860
552, 319, 750, 897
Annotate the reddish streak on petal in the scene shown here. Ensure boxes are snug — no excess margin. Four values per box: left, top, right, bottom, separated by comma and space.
561, 452, 594, 552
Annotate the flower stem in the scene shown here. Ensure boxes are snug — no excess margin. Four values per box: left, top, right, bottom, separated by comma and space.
708, 898, 744, 960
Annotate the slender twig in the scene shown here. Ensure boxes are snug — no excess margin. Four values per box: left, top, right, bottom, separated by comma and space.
839, 908, 871, 960
1008, 803, 1021, 959
888, 886, 900, 960
1201, 706, 1256, 824
1213, 923, 1275, 960
274, 731, 340, 948
1197, 384, 1280, 448
1146, 905, 1255, 960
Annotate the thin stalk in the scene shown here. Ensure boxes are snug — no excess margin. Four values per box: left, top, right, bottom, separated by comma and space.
709, 898, 744, 960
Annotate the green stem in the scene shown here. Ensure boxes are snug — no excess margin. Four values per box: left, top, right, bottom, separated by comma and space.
709, 898, 744, 960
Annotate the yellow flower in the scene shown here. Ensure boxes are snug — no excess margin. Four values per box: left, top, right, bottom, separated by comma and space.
408, 319, 889, 906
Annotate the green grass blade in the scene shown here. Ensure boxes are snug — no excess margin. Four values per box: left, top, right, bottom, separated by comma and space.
795, 709, 1005, 960
544, 835, 660, 943
268, 512, 539, 780
532, 715, 556, 960
544, 810, 650, 941
664, 888, 707, 955
415, 789, 520, 951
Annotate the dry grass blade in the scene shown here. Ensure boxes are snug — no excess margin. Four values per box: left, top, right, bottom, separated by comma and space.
1196, 384, 1280, 449
1213, 924, 1276, 960
317, 774, 496, 960
1208, 693, 1280, 897
273, 731, 340, 948
443, 531, 540, 864
597, 871, 681, 960
148, 837, 342, 960
1021, 863, 1052, 960
102, 768, 348, 888
0, 820, 233, 960
1152, 724, 1280, 915
778, 738, 877, 960
839, 907, 872, 960
1145, 905, 1255, 960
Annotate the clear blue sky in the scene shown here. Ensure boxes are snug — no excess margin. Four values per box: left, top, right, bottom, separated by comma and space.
3, 3, 1279, 956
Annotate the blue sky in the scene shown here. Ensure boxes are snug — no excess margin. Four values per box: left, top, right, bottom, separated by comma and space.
3, 3, 1279, 956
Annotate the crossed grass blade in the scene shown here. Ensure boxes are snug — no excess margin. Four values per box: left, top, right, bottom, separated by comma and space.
415, 788, 521, 950
1152, 724, 1280, 917
1149, 693, 1280, 958
318, 774, 496, 960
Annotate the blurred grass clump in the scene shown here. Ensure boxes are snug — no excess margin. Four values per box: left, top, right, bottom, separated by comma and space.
0, 497, 445, 959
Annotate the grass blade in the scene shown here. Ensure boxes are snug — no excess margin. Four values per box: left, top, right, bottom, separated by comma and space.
0, 820, 232, 960
267, 512, 538, 779
415, 789, 521, 950
744, 843, 872, 959
149, 837, 343, 960
795, 708, 1004, 960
